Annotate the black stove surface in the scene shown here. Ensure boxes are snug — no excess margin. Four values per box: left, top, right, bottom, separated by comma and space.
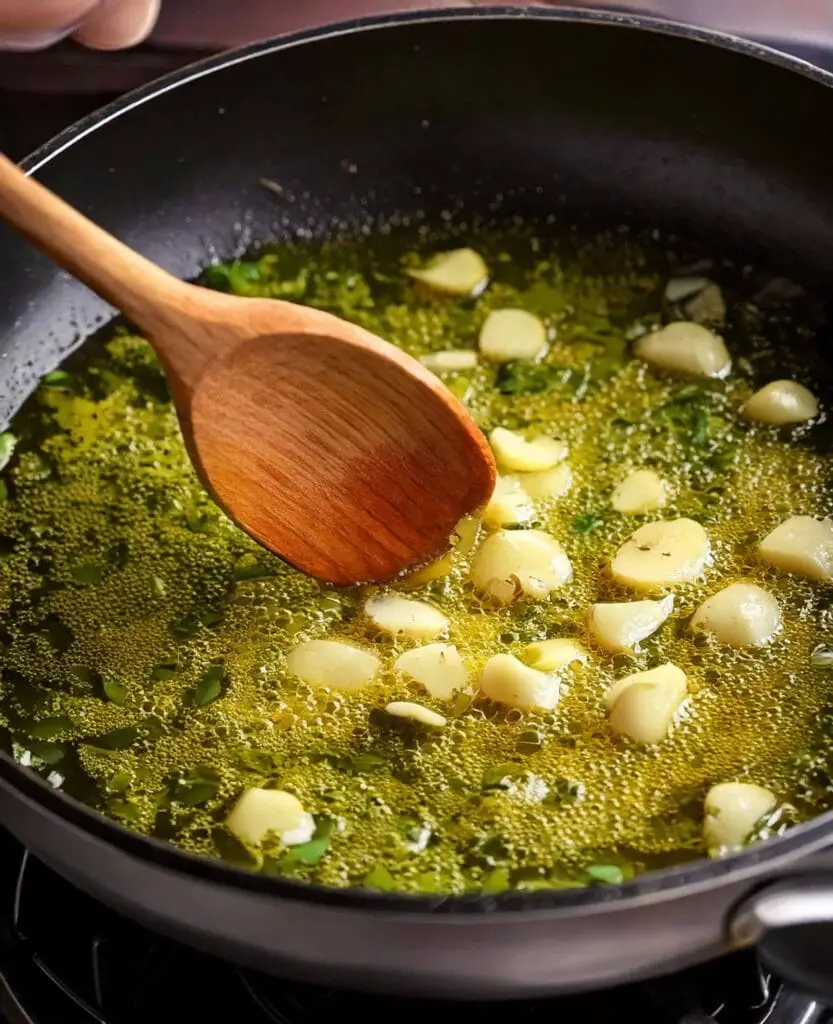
0, 823, 826, 1024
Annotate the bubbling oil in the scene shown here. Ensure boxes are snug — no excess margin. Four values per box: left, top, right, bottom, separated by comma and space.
1, 226, 832, 893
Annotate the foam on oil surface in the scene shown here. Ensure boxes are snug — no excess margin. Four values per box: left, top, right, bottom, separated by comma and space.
0, 228, 831, 893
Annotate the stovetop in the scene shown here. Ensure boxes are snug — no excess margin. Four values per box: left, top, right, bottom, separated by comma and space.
0, 821, 824, 1024
1, 18, 833, 1024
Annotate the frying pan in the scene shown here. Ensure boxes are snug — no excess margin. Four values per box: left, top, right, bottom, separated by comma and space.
1, 4, 833, 1004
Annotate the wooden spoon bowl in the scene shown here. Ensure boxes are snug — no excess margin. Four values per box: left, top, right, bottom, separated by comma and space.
0, 153, 496, 584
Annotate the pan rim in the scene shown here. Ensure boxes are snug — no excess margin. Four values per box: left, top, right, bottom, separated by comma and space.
6, 3, 833, 916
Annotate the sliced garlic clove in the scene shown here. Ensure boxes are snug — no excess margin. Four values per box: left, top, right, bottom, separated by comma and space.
759, 516, 833, 582
690, 583, 781, 647
406, 248, 488, 297
634, 321, 731, 379
611, 469, 668, 515
489, 427, 568, 472
742, 380, 819, 426
588, 595, 674, 653
664, 277, 710, 303
286, 639, 380, 692
520, 463, 573, 501
470, 528, 572, 604
479, 652, 560, 710
523, 637, 588, 671
483, 476, 534, 529
452, 515, 481, 554
385, 701, 447, 727
365, 594, 448, 640
611, 518, 710, 593
604, 662, 687, 744
703, 782, 777, 851
226, 788, 315, 847
420, 349, 479, 373
684, 282, 726, 326
394, 643, 468, 699
478, 308, 547, 363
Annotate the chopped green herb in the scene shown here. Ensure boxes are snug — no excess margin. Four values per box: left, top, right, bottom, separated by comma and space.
517, 729, 544, 753
175, 767, 221, 806
29, 716, 74, 740
282, 818, 334, 866
351, 751, 388, 774
495, 361, 572, 396
71, 561, 104, 585
151, 659, 178, 681
150, 575, 167, 599
237, 748, 282, 773
40, 370, 73, 390
25, 739, 67, 765
107, 769, 132, 793
481, 865, 512, 893
108, 798, 142, 823
102, 679, 128, 705
573, 513, 604, 535
482, 763, 524, 790
584, 863, 625, 885
233, 555, 276, 582
86, 725, 140, 751
193, 663, 225, 707
0, 432, 16, 471
363, 863, 396, 891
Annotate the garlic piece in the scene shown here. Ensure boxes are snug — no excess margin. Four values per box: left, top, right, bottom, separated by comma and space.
386, 701, 446, 727
452, 515, 481, 554
420, 349, 479, 373
407, 248, 488, 297
589, 595, 674, 653
470, 528, 572, 604
483, 476, 534, 529
690, 583, 781, 647
604, 663, 687, 744
480, 653, 560, 710
703, 782, 777, 851
489, 427, 567, 473
523, 637, 588, 671
611, 469, 668, 515
286, 639, 380, 692
742, 380, 819, 425
520, 463, 573, 501
479, 308, 547, 363
634, 321, 731, 379
394, 643, 468, 700
365, 594, 448, 640
611, 518, 710, 593
226, 788, 315, 847
759, 516, 833, 582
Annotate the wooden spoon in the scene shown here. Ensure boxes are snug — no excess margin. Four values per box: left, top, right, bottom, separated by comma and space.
0, 153, 495, 585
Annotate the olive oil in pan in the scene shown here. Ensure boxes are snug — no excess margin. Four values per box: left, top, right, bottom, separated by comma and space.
0, 226, 831, 894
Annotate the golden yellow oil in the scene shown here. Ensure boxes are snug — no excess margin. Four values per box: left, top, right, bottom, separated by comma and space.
0, 226, 831, 894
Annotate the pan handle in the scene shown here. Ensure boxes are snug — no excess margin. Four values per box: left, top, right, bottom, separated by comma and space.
729, 853, 833, 1003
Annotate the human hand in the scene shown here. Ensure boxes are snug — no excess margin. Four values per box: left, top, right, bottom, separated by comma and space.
0, 0, 160, 51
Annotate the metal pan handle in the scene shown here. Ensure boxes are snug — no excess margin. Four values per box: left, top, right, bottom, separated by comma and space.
729, 853, 833, 1003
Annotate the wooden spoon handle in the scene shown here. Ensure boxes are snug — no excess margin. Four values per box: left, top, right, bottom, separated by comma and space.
0, 152, 187, 330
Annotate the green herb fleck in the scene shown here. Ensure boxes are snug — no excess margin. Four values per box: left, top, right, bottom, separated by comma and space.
193, 662, 225, 707
573, 513, 604, 535
26, 740, 67, 765
482, 763, 524, 790
585, 863, 625, 885
40, 369, 73, 390
86, 725, 140, 751
71, 561, 104, 585
150, 575, 167, 599
495, 361, 572, 396
481, 865, 512, 893
151, 659, 178, 681
364, 863, 396, 891
29, 716, 74, 740
282, 818, 334, 866
0, 432, 16, 471
102, 679, 128, 705
175, 767, 221, 806
544, 778, 586, 806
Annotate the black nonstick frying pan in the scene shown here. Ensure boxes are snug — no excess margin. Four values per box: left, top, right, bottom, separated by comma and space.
2, 4, 833, 1003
